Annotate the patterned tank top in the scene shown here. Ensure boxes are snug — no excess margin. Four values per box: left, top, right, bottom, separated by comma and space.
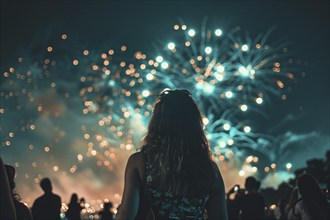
143, 151, 210, 219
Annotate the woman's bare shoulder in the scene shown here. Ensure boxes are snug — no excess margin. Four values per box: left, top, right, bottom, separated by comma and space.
210, 160, 225, 193
128, 151, 143, 159
211, 160, 221, 176
127, 151, 145, 180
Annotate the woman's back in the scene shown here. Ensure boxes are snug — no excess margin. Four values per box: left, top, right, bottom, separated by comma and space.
143, 150, 211, 219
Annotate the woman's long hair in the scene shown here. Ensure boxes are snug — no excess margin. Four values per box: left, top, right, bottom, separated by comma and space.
296, 174, 330, 219
5, 164, 21, 201
141, 89, 216, 196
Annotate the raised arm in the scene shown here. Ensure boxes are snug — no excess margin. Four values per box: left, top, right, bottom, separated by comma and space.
206, 163, 229, 220
116, 153, 141, 220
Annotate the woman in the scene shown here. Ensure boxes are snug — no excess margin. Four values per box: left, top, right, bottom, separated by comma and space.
288, 174, 330, 220
116, 89, 228, 219
66, 193, 82, 220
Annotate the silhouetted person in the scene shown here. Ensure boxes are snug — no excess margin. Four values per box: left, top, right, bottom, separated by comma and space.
235, 176, 265, 220
226, 185, 240, 220
0, 157, 16, 220
5, 164, 33, 220
287, 174, 330, 220
31, 178, 61, 220
116, 89, 228, 219
274, 198, 288, 220
66, 193, 82, 220
79, 197, 85, 207
99, 202, 114, 220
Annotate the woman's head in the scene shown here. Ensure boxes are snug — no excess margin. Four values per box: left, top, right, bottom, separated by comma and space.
144, 89, 207, 151
142, 89, 215, 195
40, 178, 52, 193
244, 176, 261, 192
4, 164, 15, 190
70, 193, 78, 203
104, 201, 113, 210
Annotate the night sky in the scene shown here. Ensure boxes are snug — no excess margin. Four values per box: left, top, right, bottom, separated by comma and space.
1, 1, 329, 208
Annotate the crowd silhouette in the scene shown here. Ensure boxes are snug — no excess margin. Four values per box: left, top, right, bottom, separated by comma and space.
1, 150, 330, 220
